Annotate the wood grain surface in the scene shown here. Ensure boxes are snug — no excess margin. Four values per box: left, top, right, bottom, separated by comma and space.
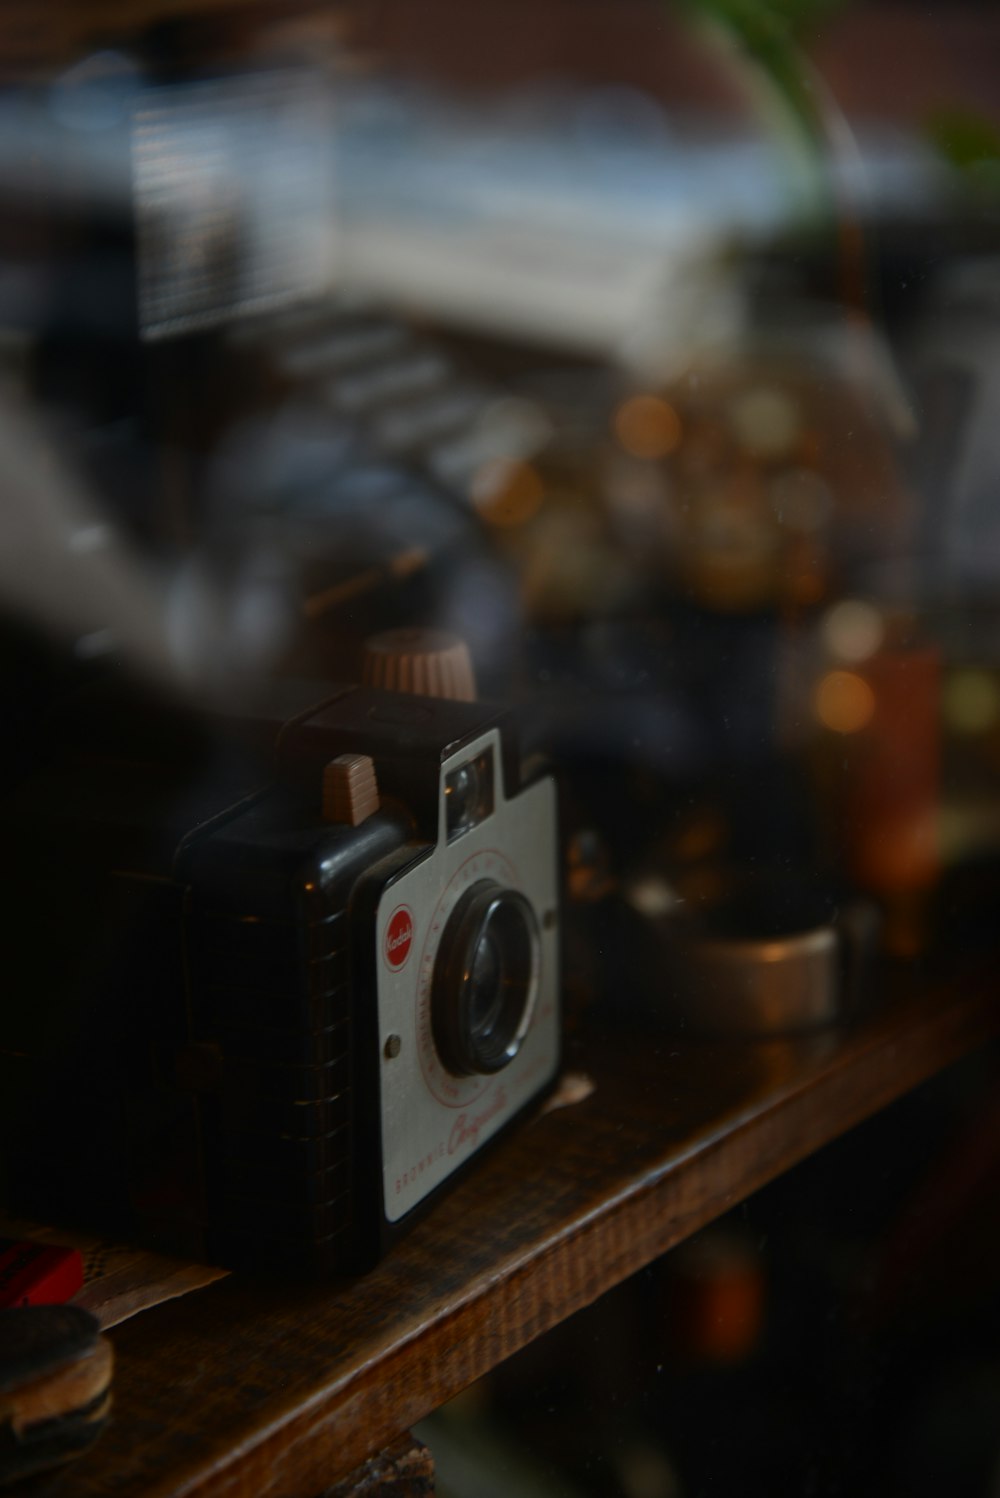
30, 968, 1000, 1498
323, 1434, 434, 1498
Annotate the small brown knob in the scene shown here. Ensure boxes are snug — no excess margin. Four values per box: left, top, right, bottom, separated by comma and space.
323, 753, 380, 825
362, 628, 476, 702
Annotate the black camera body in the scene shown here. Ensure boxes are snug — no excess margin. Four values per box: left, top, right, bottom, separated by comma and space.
0, 682, 560, 1274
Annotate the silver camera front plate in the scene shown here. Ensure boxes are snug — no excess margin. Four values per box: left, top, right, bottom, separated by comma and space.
375, 730, 559, 1223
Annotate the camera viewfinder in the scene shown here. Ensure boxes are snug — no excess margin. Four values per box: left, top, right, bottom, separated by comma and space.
445, 749, 495, 841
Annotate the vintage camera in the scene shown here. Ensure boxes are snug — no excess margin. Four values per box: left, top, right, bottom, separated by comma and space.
0, 664, 560, 1274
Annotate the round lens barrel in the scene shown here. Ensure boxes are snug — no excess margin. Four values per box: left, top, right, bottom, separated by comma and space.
431, 880, 540, 1076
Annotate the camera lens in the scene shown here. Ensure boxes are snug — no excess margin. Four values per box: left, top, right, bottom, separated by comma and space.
431, 880, 540, 1076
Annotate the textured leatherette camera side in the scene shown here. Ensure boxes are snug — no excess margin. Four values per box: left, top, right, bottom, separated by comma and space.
180, 798, 415, 1272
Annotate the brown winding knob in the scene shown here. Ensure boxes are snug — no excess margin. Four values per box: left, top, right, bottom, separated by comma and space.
362, 628, 476, 702
323, 753, 380, 826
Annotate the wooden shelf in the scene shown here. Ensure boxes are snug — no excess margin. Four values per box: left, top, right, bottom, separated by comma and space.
46, 968, 1000, 1497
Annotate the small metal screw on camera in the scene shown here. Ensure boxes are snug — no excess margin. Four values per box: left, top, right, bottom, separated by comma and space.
384, 1034, 402, 1060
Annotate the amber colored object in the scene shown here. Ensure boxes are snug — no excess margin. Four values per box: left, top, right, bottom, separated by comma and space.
664, 1231, 765, 1365
843, 644, 942, 956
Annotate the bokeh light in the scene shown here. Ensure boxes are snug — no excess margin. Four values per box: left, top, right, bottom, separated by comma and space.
815, 669, 876, 734
769, 469, 833, 534
821, 599, 885, 664
728, 386, 799, 460
614, 394, 682, 460
943, 667, 1000, 735
470, 459, 545, 527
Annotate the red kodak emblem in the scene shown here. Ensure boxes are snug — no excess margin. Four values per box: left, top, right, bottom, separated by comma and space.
385, 906, 414, 969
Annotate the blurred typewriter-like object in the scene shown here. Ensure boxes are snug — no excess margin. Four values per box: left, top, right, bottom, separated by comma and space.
3, 0, 1000, 988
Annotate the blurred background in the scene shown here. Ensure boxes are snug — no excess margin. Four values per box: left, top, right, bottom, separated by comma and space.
2, 0, 1000, 1490
5, 0, 1000, 943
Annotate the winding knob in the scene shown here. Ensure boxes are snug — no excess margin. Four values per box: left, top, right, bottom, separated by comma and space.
362, 627, 476, 702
